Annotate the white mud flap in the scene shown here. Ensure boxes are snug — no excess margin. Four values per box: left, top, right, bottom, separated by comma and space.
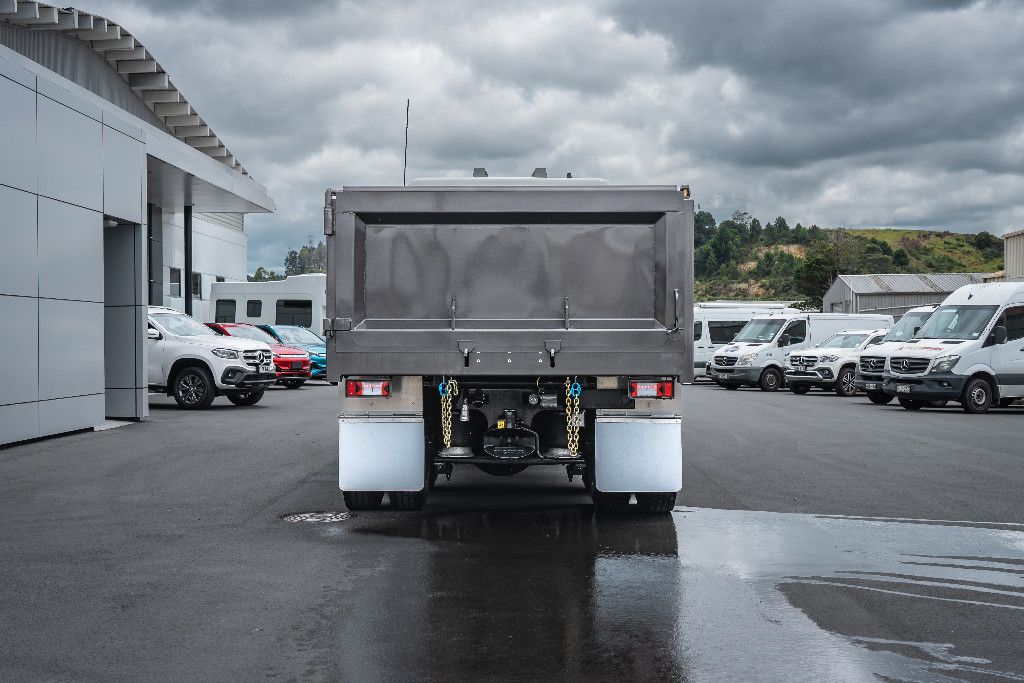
594, 416, 682, 493
339, 417, 425, 492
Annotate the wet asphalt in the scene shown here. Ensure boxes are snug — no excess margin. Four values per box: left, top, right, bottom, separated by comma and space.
0, 382, 1022, 681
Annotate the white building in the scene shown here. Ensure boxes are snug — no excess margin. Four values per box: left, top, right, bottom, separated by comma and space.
1, 3, 274, 446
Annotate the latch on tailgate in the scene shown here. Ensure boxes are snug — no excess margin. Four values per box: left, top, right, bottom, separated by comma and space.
545, 339, 562, 368
458, 339, 476, 367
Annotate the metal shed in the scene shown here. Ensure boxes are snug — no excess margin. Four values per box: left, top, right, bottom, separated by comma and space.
1004, 229, 1024, 281
822, 273, 987, 316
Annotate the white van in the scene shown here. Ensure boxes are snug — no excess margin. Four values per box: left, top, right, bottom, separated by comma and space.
856, 305, 938, 404
692, 302, 801, 377
708, 312, 894, 391
882, 282, 1024, 413
209, 273, 326, 329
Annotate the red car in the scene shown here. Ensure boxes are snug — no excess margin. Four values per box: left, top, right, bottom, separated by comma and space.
206, 323, 312, 389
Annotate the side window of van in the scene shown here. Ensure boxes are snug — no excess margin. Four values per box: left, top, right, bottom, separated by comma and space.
709, 321, 746, 344
693, 321, 702, 341
784, 320, 806, 344
1004, 306, 1024, 342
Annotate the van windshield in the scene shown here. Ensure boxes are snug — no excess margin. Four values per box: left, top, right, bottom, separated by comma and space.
734, 319, 785, 343
817, 334, 868, 349
884, 311, 932, 342
915, 305, 998, 340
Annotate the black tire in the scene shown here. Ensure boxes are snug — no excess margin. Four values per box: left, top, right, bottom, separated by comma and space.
835, 366, 858, 397
390, 490, 428, 511
635, 492, 677, 514
723, 384, 740, 391
867, 391, 894, 405
227, 389, 265, 406
173, 366, 216, 409
925, 400, 948, 408
281, 379, 305, 389
343, 491, 384, 510
592, 490, 630, 512
898, 397, 924, 411
961, 377, 994, 414
790, 384, 810, 395
759, 367, 783, 392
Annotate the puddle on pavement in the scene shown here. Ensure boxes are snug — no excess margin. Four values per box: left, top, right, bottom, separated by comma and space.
300, 507, 1024, 681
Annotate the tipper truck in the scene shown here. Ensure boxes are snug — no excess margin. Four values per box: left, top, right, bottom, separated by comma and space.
323, 177, 695, 513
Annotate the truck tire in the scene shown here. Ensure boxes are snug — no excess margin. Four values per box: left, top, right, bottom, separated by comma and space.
282, 379, 305, 389
790, 384, 810, 395
834, 367, 857, 397
867, 391, 893, 405
759, 368, 783, 392
635, 492, 676, 514
961, 377, 994, 414
592, 490, 630, 512
343, 491, 384, 510
898, 397, 924, 411
390, 490, 428, 511
227, 389, 265, 406
173, 366, 216, 409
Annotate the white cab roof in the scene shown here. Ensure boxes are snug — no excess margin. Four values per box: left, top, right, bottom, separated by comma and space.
942, 282, 1024, 306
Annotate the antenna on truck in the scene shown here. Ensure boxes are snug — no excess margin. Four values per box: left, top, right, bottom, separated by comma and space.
403, 98, 410, 186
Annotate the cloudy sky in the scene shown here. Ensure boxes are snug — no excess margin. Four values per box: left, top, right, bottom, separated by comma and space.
79, 0, 1024, 273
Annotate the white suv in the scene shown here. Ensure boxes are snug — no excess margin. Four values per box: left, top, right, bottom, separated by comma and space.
784, 328, 890, 396
147, 306, 276, 409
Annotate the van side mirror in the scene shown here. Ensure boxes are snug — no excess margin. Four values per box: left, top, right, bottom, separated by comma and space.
147, 328, 161, 340
992, 326, 1008, 345
778, 333, 791, 347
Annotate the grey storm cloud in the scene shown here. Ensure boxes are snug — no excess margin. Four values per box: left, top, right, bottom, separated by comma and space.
76, 0, 1024, 272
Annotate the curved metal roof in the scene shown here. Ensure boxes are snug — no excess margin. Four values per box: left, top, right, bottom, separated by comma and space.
1, 0, 250, 177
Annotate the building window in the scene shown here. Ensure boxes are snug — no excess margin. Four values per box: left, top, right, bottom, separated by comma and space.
247, 300, 262, 317
192, 272, 202, 300
215, 299, 236, 323
169, 267, 181, 297
276, 299, 313, 327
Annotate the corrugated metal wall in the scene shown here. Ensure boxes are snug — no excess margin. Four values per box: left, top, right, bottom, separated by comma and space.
1007, 233, 1024, 280
822, 279, 852, 313
854, 293, 949, 316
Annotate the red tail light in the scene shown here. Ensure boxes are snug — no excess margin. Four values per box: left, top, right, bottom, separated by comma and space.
345, 379, 390, 397
629, 380, 674, 399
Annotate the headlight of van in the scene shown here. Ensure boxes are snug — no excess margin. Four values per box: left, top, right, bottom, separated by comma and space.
737, 351, 758, 366
212, 348, 240, 359
930, 355, 960, 373
819, 354, 840, 363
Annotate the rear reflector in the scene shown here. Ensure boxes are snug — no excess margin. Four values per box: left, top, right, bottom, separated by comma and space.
629, 380, 674, 399
345, 379, 390, 397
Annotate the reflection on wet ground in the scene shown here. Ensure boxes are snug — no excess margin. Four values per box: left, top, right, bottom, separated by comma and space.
304, 505, 1024, 682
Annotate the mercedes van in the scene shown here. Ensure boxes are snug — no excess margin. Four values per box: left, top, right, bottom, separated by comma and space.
708, 313, 893, 391
856, 305, 938, 404
881, 282, 1024, 413
692, 302, 801, 377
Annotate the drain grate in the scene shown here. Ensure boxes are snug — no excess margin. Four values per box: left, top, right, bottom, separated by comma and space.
282, 511, 352, 523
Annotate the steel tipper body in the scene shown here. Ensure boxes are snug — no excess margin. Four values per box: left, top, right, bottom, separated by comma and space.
324, 178, 694, 512
881, 282, 1024, 413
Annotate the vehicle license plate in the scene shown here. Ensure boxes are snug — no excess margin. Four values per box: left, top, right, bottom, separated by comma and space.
896, 384, 911, 394
292, 361, 303, 369
865, 383, 879, 391
261, 363, 273, 373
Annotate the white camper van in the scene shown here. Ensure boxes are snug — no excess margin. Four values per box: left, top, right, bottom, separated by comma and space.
855, 305, 938, 404
692, 302, 802, 377
209, 274, 327, 329
708, 312, 894, 391
881, 282, 1024, 413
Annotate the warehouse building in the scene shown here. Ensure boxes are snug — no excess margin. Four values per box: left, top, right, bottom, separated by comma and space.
822, 273, 987, 316
1003, 229, 1024, 281
1, 2, 274, 446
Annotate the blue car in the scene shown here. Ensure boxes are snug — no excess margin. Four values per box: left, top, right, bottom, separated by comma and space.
258, 324, 329, 380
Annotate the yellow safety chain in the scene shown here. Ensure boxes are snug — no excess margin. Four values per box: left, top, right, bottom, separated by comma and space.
439, 378, 459, 449
564, 377, 582, 456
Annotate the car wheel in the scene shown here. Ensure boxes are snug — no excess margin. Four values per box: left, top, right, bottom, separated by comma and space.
835, 367, 858, 397
867, 391, 894, 405
790, 384, 810, 395
282, 379, 305, 389
343, 491, 384, 510
635, 492, 677, 514
961, 377, 994, 414
173, 366, 216, 409
227, 389, 265, 406
898, 397, 924, 411
759, 368, 783, 392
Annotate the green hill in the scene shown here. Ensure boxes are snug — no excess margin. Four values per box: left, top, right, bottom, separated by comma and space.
694, 212, 1004, 306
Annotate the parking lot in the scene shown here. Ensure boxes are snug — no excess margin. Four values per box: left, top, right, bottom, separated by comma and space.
1, 383, 1021, 681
